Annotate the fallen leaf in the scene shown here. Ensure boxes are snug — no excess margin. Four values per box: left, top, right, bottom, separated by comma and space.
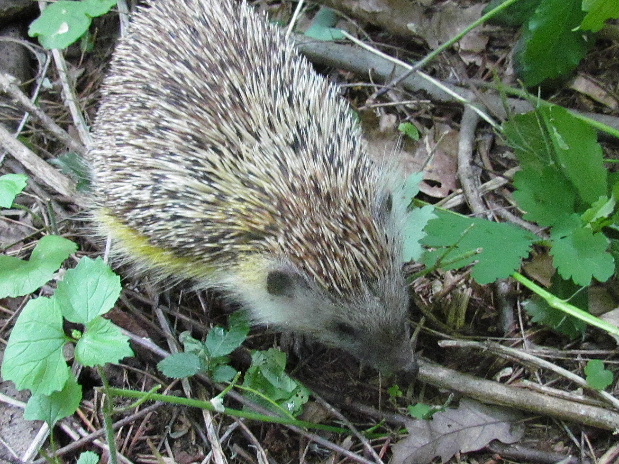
391, 398, 524, 464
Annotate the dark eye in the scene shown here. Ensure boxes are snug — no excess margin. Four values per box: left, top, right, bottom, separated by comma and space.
266, 270, 295, 297
384, 193, 393, 214
377, 192, 393, 223
334, 322, 358, 338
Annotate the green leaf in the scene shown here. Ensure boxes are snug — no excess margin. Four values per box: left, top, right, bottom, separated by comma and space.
24, 372, 82, 425
29, 1, 91, 49
82, 0, 117, 17
158, 352, 203, 379
0, 173, 28, 208
243, 349, 310, 416
581, 0, 619, 32
514, 0, 589, 86
503, 111, 553, 167
28, 0, 116, 49
403, 205, 436, 262
55, 257, 121, 324
51, 152, 91, 192
1, 297, 69, 395
204, 313, 250, 358
408, 403, 435, 420
0, 235, 77, 298
584, 359, 614, 390
77, 451, 100, 464
581, 195, 615, 226
484, 0, 542, 26
513, 166, 575, 227
551, 227, 614, 285
421, 210, 536, 284
524, 297, 587, 339
506, 106, 607, 209
212, 364, 238, 382
398, 122, 421, 141
75, 317, 133, 367
542, 106, 606, 205
303, 8, 345, 41
401, 172, 424, 206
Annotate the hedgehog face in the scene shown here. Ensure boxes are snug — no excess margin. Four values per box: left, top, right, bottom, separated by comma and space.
230, 257, 415, 375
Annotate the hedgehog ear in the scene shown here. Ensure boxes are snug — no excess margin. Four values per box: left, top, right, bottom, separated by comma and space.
266, 270, 296, 298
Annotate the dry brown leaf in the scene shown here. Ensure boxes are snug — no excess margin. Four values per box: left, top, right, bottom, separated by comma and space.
408, 125, 459, 199
391, 398, 524, 464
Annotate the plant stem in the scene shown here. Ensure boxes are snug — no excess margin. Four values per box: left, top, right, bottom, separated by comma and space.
512, 272, 619, 337
97, 366, 119, 464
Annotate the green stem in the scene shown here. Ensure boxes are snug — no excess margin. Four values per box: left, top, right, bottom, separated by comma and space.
512, 272, 619, 337
97, 367, 119, 464
377, 0, 523, 94
106, 387, 349, 434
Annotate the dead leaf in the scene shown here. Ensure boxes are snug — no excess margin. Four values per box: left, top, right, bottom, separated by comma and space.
408, 125, 459, 199
391, 398, 524, 464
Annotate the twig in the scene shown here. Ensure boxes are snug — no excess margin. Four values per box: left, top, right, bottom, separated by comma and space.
417, 358, 619, 430
439, 339, 619, 411
31, 403, 164, 464
313, 393, 385, 464
456, 106, 485, 215
0, 123, 77, 200
0, 72, 85, 155
50, 48, 92, 147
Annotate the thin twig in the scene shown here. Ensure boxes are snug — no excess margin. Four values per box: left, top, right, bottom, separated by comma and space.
0, 73, 85, 155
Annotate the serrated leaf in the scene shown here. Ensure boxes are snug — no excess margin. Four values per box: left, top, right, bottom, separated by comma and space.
403, 205, 436, 262
421, 210, 536, 284
581, 0, 619, 32
551, 227, 614, 285
584, 359, 614, 390
1, 297, 69, 395
514, 0, 589, 86
75, 317, 133, 366
55, 257, 121, 324
158, 352, 203, 379
0, 235, 77, 298
77, 451, 100, 464
392, 398, 524, 464
24, 372, 82, 425
401, 172, 425, 206
0, 173, 28, 208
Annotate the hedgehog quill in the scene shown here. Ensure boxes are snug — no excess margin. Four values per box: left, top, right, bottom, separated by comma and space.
88, 0, 417, 375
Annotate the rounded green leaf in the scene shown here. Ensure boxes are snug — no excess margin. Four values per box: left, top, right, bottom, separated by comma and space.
1, 297, 69, 395
55, 257, 121, 324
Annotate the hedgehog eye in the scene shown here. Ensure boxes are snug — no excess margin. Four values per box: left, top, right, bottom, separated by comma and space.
377, 192, 393, 223
334, 322, 358, 339
266, 270, 295, 297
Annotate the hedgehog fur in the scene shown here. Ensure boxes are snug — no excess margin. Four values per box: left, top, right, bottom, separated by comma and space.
88, 0, 415, 374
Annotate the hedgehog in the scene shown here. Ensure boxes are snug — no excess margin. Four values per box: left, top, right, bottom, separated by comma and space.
88, 0, 416, 375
